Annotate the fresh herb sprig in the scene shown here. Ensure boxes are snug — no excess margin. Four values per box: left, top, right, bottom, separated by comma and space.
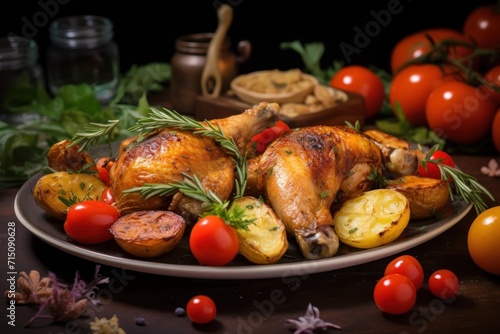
129, 107, 248, 198
421, 145, 495, 215
125, 173, 255, 231
69, 120, 120, 153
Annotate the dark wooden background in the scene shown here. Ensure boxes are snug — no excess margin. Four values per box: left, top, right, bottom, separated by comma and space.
0, 0, 495, 75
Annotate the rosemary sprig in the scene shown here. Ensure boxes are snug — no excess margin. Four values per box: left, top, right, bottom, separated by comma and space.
129, 107, 247, 198
69, 120, 120, 153
124, 173, 255, 230
421, 145, 495, 215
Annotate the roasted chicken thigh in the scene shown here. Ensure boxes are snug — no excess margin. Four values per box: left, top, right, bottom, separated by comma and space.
246, 126, 388, 259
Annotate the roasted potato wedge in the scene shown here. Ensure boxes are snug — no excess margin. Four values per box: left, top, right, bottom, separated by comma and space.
47, 140, 97, 173
386, 175, 450, 220
110, 210, 186, 258
333, 189, 410, 249
230, 196, 288, 264
33, 171, 107, 221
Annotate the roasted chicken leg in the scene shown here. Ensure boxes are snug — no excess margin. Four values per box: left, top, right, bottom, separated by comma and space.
246, 125, 386, 259
110, 102, 280, 219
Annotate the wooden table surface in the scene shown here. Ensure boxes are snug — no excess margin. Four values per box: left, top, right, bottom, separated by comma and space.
1, 151, 500, 334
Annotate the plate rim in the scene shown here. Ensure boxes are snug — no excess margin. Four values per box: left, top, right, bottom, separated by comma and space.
14, 173, 472, 280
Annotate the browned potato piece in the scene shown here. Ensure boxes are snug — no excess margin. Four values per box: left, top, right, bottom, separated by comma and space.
47, 140, 97, 173
230, 196, 288, 264
33, 171, 107, 221
334, 189, 410, 249
110, 210, 186, 258
386, 175, 450, 220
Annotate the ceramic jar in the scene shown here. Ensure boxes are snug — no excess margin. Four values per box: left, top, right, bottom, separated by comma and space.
170, 32, 251, 115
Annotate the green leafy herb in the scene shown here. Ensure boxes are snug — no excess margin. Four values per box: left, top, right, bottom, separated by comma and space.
422, 145, 494, 215
375, 102, 446, 149
69, 120, 120, 153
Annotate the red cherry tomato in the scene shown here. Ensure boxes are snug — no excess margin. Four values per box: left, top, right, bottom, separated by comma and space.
96, 157, 112, 186
186, 295, 217, 324
425, 81, 497, 145
463, 4, 500, 51
251, 120, 290, 154
384, 255, 424, 290
389, 64, 458, 126
64, 200, 120, 244
390, 28, 474, 73
373, 273, 417, 315
418, 149, 455, 180
99, 187, 115, 204
427, 269, 459, 299
189, 215, 239, 266
329, 65, 385, 119
467, 206, 500, 275
492, 110, 500, 153
482, 65, 500, 107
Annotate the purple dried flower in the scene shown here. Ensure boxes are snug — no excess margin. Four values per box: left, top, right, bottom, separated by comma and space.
25, 265, 109, 327
285, 303, 342, 334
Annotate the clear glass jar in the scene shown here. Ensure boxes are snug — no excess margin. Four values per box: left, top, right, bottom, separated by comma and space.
0, 36, 44, 125
46, 15, 120, 104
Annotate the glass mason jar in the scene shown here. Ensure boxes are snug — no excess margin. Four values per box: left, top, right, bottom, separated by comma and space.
46, 15, 120, 104
0, 36, 44, 125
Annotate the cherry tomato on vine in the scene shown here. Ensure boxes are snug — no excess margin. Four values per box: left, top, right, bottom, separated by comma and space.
329, 65, 384, 119
64, 200, 120, 244
96, 157, 112, 186
390, 28, 474, 74
463, 4, 500, 51
373, 273, 417, 315
425, 81, 497, 145
384, 255, 424, 290
418, 149, 455, 180
186, 295, 217, 324
427, 269, 459, 299
189, 215, 239, 266
492, 110, 500, 153
467, 206, 500, 275
389, 64, 458, 126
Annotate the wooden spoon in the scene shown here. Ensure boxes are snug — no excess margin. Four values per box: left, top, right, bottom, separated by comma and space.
201, 4, 233, 97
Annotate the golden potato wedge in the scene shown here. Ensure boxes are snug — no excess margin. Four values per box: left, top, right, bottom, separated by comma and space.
33, 171, 107, 221
333, 189, 410, 249
110, 210, 186, 258
47, 140, 97, 173
230, 196, 288, 264
386, 175, 450, 220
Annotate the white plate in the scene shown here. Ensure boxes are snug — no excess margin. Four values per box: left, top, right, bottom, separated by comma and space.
15, 172, 472, 280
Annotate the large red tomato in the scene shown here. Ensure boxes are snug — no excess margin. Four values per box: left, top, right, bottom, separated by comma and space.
329, 65, 385, 119
482, 65, 500, 107
463, 4, 500, 51
389, 64, 458, 126
425, 81, 497, 145
390, 28, 474, 73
